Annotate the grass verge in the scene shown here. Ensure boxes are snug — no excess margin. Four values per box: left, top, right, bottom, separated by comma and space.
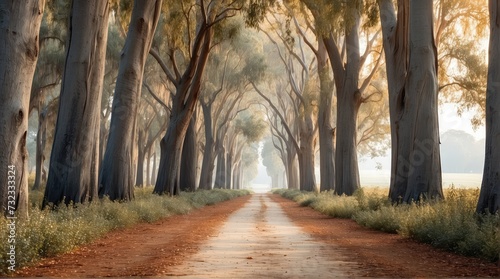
0, 187, 250, 274
273, 188, 500, 262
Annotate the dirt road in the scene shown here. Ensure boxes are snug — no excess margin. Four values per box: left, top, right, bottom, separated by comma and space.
166, 194, 362, 278
18, 193, 499, 278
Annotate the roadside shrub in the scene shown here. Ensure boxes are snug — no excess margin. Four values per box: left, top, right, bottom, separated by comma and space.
353, 205, 409, 233
309, 192, 359, 219
276, 188, 500, 262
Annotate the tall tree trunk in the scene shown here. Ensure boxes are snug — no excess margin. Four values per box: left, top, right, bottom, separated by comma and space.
99, 0, 162, 201
298, 111, 317, 192
477, 0, 500, 214
378, 0, 409, 202
154, 27, 213, 196
199, 103, 215, 190
44, 0, 109, 207
400, 0, 442, 202
226, 151, 233, 189
214, 148, 226, 189
317, 41, 335, 192
286, 148, 299, 190
0, 0, 45, 217
334, 9, 361, 196
135, 130, 146, 187
233, 161, 240, 190
146, 147, 151, 186
33, 108, 47, 190
180, 115, 197, 192
99, 121, 108, 172
151, 150, 157, 185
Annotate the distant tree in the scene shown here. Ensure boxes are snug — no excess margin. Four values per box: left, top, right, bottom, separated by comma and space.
477, 0, 500, 214
30, 10, 66, 191
262, 137, 286, 188
0, 0, 45, 217
255, 17, 319, 192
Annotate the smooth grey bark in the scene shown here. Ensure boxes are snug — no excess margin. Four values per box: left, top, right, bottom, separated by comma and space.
199, 102, 215, 189
135, 130, 147, 187
99, 0, 162, 201
378, 0, 442, 202
299, 115, 317, 192
233, 161, 241, 189
151, 149, 157, 185
0, 0, 45, 217
317, 41, 335, 192
477, 0, 500, 214
226, 150, 233, 189
286, 150, 300, 190
214, 146, 226, 189
146, 147, 151, 186
401, 0, 442, 201
225, 128, 240, 190
378, 0, 408, 202
44, 0, 109, 207
33, 108, 48, 191
180, 115, 197, 192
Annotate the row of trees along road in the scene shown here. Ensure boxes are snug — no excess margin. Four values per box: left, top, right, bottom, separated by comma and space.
0, 0, 498, 216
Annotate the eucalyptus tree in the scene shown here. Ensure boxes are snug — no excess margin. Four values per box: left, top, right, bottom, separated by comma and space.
44, 0, 110, 207
30, 11, 66, 191
212, 90, 247, 189
225, 111, 266, 189
255, 16, 319, 192
99, 0, 163, 201
0, 0, 45, 216
262, 93, 300, 190
198, 43, 249, 190
150, 0, 273, 195
477, 0, 500, 214
378, 0, 443, 202
434, 0, 488, 127
320, 2, 382, 196
262, 137, 286, 188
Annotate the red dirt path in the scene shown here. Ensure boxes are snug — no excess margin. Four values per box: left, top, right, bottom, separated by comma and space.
16, 193, 500, 278
270, 194, 500, 278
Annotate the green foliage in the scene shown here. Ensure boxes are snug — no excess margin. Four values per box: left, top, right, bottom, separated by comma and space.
234, 112, 267, 142
245, 0, 277, 28
276, 188, 500, 262
0, 188, 250, 274
242, 54, 267, 83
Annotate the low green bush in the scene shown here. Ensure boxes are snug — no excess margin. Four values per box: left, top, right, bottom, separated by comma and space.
276, 188, 500, 262
0, 187, 250, 274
